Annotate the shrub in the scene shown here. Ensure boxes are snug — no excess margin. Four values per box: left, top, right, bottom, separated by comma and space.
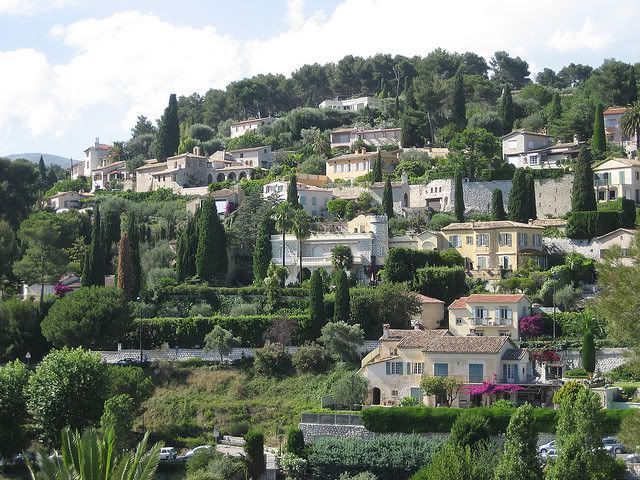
565, 368, 589, 378
244, 429, 266, 480
188, 303, 215, 317
400, 396, 419, 406
598, 198, 636, 228
519, 314, 544, 337
413, 266, 467, 305
105, 365, 154, 406
292, 342, 333, 374
286, 427, 306, 457
566, 211, 620, 239
449, 412, 491, 448
331, 371, 368, 410
100, 393, 135, 450
280, 453, 307, 480
253, 342, 293, 377
382, 248, 463, 283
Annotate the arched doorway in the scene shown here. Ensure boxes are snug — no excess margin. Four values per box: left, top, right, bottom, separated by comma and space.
228, 172, 237, 181
239, 172, 247, 180
403, 192, 408, 207
207, 174, 213, 184
301, 268, 311, 281
217, 173, 225, 182
372, 387, 381, 405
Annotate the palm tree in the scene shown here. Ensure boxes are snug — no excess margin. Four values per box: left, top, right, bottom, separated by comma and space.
331, 245, 354, 271
621, 101, 640, 151
29, 427, 161, 480
273, 202, 294, 268
291, 209, 313, 283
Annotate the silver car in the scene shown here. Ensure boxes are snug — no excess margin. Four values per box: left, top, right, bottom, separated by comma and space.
538, 440, 555, 456
180, 445, 213, 460
602, 436, 625, 454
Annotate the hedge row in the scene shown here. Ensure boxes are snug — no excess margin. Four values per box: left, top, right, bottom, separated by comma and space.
361, 406, 632, 435
132, 315, 311, 348
598, 198, 636, 228
566, 211, 620, 239
154, 284, 309, 303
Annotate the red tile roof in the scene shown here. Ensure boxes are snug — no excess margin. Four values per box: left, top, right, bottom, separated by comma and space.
380, 328, 449, 347
414, 293, 445, 304
449, 294, 527, 309
604, 107, 627, 115
421, 335, 511, 354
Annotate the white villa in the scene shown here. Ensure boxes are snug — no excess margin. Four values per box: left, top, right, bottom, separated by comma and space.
329, 127, 401, 149
48, 191, 93, 212
593, 157, 640, 202
502, 131, 581, 169
319, 96, 381, 111
71, 138, 111, 183
229, 117, 275, 138
263, 181, 333, 217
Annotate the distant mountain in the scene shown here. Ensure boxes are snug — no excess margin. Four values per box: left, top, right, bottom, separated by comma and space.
3, 153, 73, 167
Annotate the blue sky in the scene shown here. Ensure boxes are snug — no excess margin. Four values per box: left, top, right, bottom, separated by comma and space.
1, 0, 639, 160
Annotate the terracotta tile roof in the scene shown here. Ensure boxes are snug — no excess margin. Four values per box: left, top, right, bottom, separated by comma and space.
230, 117, 273, 126
421, 335, 511, 354
449, 294, 527, 309
380, 328, 449, 347
441, 221, 543, 231
595, 157, 640, 169
531, 219, 567, 227
502, 348, 527, 360
501, 130, 551, 139
604, 107, 627, 115
229, 145, 271, 153
414, 294, 445, 304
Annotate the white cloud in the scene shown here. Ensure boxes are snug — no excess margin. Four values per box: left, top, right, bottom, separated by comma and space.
0, 0, 78, 15
548, 17, 612, 52
287, 0, 305, 31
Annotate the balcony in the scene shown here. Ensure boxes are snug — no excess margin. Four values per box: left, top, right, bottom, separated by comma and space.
472, 317, 512, 326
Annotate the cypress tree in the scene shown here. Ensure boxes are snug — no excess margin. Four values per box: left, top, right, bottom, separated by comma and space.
527, 173, 537, 221
116, 232, 134, 301
400, 84, 425, 148
382, 176, 394, 219
372, 150, 383, 182
591, 102, 606, 159
333, 269, 350, 323
175, 226, 188, 282
571, 145, 597, 212
309, 269, 326, 337
498, 85, 514, 134
196, 198, 228, 285
46, 168, 58, 186
454, 170, 465, 222
157, 93, 180, 161
582, 329, 596, 373
176, 215, 198, 282
550, 92, 562, 122
38, 155, 47, 182
125, 212, 141, 297
452, 70, 466, 130
287, 175, 299, 207
101, 208, 121, 274
494, 403, 543, 480
82, 205, 105, 286
508, 169, 529, 223
252, 218, 272, 284
491, 188, 507, 220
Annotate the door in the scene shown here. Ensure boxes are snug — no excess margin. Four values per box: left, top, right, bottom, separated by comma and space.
372, 387, 381, 405
410, 387, 422, 403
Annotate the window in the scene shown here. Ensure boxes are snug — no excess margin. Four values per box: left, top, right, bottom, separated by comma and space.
528, 140, 535, 148
433, 363, 449, 377
533, 234, 542, 247
498, 233, 512, 247
528, 154, 539, 165
476, 233, 489, 246
448, 235, 462, 247
499, 331, 510, 336
239, 153, 244, 158
497, 307, 511, 322
620, 171, 625, 184
386, 361, 404, 375
407, 362, 424, 375
636, 171, 639, 180
518, 233, 528, 247
389, 348, 397, 356
477, 256, 487, 269
456, 318, 463, 325
263, 149, 267, 153
469, 364, 484, 383
501, 256, 510, 270
466, 235, 474, 245
391, 390, 399, 397
300, 196, 306, 205
312, 196, 317, 206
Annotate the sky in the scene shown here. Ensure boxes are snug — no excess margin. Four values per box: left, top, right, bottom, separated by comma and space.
1, 0, 640, 160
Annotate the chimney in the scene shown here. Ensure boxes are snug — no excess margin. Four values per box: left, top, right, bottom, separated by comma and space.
401, 171, 408, 185
360, 147, 367, 154
573, 134, 580, 145
382, 324, 390, 340
193, 146, 201, 156
413, 323, 423, 331
95, 137, 100, 148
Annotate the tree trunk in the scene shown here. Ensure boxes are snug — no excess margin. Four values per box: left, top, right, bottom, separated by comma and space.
299, 239, 303, 284
281, 231, 285, 268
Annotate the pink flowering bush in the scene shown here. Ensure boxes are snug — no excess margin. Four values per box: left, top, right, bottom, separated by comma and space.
463, 381, 524, 396
519, 314, 544, 337
530, 350, 561, 363
54, 283, 73, 297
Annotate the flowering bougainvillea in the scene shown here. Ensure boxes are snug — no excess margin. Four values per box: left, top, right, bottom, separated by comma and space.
54, 283, 73, 297
463, 381, 525, 396
519, 314, 544, 337
530, 350, 561, 363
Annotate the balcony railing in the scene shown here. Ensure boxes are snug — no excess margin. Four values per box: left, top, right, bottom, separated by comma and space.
472, 317, 512, 326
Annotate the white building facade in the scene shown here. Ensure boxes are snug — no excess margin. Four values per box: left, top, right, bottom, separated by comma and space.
319, 96, 381, 111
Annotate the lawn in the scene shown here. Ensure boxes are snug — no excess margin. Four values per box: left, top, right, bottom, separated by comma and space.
138, 362, 345, 447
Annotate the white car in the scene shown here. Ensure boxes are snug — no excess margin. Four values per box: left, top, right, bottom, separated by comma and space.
538, 440, 555, 455
159, 447, 177, 461
181, 445, 213, 460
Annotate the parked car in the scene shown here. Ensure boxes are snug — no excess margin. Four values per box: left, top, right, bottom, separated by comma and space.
540, 448, 557, 461
602, 436, 625, 454
180, 445, 213, 460
115, 357, 149, 366
159, 447, 177, 461
538, 440, 555, 455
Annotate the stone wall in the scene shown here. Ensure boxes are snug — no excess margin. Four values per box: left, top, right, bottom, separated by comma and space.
535, 174, 573, 218
461, 180, 512, 214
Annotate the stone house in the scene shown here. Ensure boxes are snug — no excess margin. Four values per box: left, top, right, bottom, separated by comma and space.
48, 191, 93, 211
593, 158, 640, 202
229, 117, 275, 138
263, 180, 333, 217
329, 127, 401, 149
326, 148, 399, 181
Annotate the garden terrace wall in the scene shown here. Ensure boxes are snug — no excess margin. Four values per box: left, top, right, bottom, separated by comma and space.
155, 285, 309, 303
132, 315, 311, 348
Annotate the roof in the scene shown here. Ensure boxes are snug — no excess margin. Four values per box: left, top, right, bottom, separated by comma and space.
229, 145, 271, 153
531, 218, 567, 228
421, 335, 511, 354
449, 294, 527, 309
230, 117, 273, 126
327, 150, 399, 163
595, 228, 636, 241
501, 130, 551, 140
594, 157, 640, 169
441, 221, 543, 231
331, 127, 401, 134
604, 107, 627, 115
92, 161, 127, 172
502, 348, 527, 360
380, 328, 449, 348
84, 143, 111, 152
413, 294, 445, 305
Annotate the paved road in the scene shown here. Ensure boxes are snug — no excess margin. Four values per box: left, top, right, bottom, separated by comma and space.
216, 444, 277, 478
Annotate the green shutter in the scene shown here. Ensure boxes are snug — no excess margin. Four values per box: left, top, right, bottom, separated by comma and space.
398, 362, 404, 375
385, 362, 390, 375
406, 362, 411, 374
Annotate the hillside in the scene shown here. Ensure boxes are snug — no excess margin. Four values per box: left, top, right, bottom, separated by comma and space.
3, 152, 72, 166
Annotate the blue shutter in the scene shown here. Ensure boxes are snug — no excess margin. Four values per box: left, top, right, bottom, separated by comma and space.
406, 362, 411, 374
385, 362, 390, 375
502, 364, 508, 382
398, 362, 404, 375
469, 364, 484, 383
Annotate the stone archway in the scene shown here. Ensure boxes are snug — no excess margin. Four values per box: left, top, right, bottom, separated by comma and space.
217, 173, 225, 182
228, 172, 237, 181
207, 174, 213, 184
372, 387, 381, 405
239, 171, 247, 180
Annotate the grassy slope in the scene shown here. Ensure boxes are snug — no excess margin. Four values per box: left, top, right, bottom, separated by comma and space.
139, 363, 343, 447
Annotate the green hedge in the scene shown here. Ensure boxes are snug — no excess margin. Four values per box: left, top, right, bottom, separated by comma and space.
413, 266, 467, 306
133, 315, 311, 348
155, 285, 309, 303
566, 211, 620, 239
598, 198, 636, 228
382, 248, 464, 284
361, 406, 630, 435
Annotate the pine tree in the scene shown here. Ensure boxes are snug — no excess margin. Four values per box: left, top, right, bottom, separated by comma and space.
494, 403, 543, 480
116, 232, 134, 301
571, 145, 597, 212
82, 205, 105, 286
382, 176, 394, 219
333, 269, 350, 323
46, 169, 58, 186
454, 170, 465, 222
196, 198, 228, 285
287, 175, 299, 207
157, 94, 180, 161
400, 84, 425, 148
452, 70, 466, 130
526, 173, 537, 221
550, 92, 562, 122
491, 189, 507, 220
508, 169, 529, 223
253, 218, 272, 284
498, 85, 514, 134
591, 103, 606, 159
582, 329, 596, 372
372, 150, 383, 182
309, 269, 326, 337
38, 155, 47, 182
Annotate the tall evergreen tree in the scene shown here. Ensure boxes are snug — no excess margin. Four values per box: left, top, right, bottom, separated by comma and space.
196, 198, 228, 284
452, 70, 466, 130
372, 150, 383, 182
400, 84, 425, 148
382, 176, 394, 219
508, 169, 529, 223
582, 329, 596, 372
176, 215, 198, 283
526, 173, 537, 221
591, 102, 606, 159
125, 212, 141, 297
571, 146, 597, 212
309, 269, 326, 337
175, 227, 187, 283
82, 206, 105, 286
101, 209, 121, 274
287, 175, 299, 207
157, 94, 180, 161
549, 92, 562, 122
494, 403, 543, 480
333, 269, 350, 323
46, 169, 58, 186
491, 188, 507, 220
252, 218, 272, 284
38, 155, 47, 182
116, 232, 134, 301
454, 170, 465, 222
498, 85, 514, 134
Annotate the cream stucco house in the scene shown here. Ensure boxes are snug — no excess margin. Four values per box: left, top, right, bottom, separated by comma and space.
329, 127, 401, 149
413, 294, 445, 330
593, 158, 640, 202
448, 294, 531, 340
48, 191, 93, 212
229, 117, 275, 138
319, 96, 381, 111
263, 181, 333, 217
359, 325, 545, 407
441, 221, 545, 277
326, 148, 399, 182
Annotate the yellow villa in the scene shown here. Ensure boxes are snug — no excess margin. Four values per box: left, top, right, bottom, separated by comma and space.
440, 221, 545, 276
